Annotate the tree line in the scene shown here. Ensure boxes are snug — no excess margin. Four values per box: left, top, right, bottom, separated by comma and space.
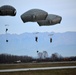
0, 53, 76, 64
0, 54, 32, 64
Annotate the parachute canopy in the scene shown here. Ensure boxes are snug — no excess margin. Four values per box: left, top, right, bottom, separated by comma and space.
0, 5, 16, 16
37, 14, 62, 26
21, 9, 48, 23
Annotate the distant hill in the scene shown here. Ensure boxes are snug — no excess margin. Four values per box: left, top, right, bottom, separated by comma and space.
0, 31, 76, 57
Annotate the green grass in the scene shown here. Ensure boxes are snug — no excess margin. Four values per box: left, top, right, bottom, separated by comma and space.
0, 62, 76, 69
0, 69, 76, 75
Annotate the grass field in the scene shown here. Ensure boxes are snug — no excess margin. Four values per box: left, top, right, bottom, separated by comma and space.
0, 61, 76, 75
0, 69, 76, 75
0, 61, 76, 69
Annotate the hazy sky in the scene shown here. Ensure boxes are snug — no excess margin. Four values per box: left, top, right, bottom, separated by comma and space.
0, 0, 76, 34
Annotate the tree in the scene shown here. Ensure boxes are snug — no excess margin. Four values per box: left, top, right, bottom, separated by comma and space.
38, 52, 43, 59
37, 51, 48, 59
51, 53, 59, 61
42, 51, 48, 59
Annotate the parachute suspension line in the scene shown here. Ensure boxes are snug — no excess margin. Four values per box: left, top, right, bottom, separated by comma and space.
34, 32, 39, 55
35, 36, 38, 53
6, 28, 8, 42
5, 25, 9, 42
35, 36, 38, 56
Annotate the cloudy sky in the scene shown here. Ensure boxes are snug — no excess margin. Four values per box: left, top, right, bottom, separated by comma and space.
0, 0, 76, 34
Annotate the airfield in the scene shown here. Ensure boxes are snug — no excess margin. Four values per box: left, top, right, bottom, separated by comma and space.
0, 61, 76, 75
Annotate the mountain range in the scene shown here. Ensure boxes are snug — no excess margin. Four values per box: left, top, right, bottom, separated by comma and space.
0, 31, 76, 57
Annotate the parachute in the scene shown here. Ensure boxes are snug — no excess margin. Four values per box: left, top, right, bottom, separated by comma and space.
0, 5, 16, 42
0, 5, 16, 16
37, 14, 62, 26
21, 9, 62, 26
21, 9, 48, 23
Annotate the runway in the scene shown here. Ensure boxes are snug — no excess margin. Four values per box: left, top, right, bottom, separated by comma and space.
0, 66, 76, 72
